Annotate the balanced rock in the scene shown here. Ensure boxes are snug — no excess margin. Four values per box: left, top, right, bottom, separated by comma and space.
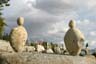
53, 46, 61, 54
36, 45, 45, 52
46, 48, 54, 53
64, 20, 85, 55
9, 17, 28, 52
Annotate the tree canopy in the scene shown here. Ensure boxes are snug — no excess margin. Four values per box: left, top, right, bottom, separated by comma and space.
0, 0, 10, 15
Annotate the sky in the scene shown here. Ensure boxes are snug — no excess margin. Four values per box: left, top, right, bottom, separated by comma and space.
2, 0, 96, 49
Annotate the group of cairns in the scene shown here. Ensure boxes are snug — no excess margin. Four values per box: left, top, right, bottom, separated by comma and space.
9, 17, 85, 56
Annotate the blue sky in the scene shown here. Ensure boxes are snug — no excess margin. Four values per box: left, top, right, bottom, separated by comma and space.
2, 0, 96, 49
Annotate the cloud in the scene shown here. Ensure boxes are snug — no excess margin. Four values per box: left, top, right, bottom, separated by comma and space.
89, 41, 96, 49
87, 0, 96, 8
90, 31, 96, 36
77, 19, 90, 25
33, 0, 74, 14
2, 0, 96, 48
48, 21, 68, 34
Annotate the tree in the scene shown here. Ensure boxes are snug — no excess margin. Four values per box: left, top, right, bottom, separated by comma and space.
85, 43, 88, 48
0, 0, 10, 39
0, 17, 7, 39
0, 0, 10, 15
3, 32, 9, 41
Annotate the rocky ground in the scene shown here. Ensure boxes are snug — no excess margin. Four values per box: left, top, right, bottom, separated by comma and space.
0, 40, 96, 64
0, 52, 96, 64
0, 40, 13, 52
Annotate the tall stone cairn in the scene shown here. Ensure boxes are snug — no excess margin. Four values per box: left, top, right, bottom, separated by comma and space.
9, 17, 28, 52
64, 20, 85, 56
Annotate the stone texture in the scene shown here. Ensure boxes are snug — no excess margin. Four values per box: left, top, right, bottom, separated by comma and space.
36, 45, 45, 52
0, 40, 36, 53
53, 46, 61, 54
64, 20, 85, 55
0, 40, 13, 52
46, 49, 54, 53
23, 46, 35, 52
0, 52, 96, 64
9, 17, 28, 52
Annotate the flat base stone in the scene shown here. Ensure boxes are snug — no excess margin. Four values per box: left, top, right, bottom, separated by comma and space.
0, 52, 96, 64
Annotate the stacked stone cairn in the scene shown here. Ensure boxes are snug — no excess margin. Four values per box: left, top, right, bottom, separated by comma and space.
45, 43, 54, 53
64, 20, 85, 56
52, 44, 61, 54
9, 17, 28, 52
35, 42, 45, 52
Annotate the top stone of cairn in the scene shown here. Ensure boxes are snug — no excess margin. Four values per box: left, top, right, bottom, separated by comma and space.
17, 17, 24, 26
